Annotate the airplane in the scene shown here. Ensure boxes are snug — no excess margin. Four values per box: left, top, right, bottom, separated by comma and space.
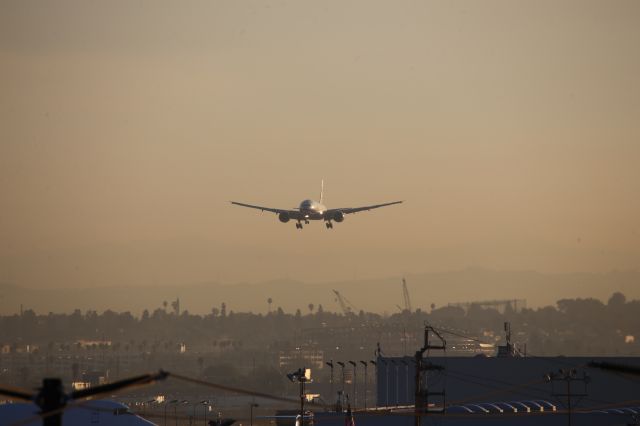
231, 181, 402, 229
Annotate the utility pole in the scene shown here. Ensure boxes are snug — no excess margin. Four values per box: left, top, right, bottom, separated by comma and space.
414, 325, 446, 426
545, 369, 589, 426
40, 378, 65, 426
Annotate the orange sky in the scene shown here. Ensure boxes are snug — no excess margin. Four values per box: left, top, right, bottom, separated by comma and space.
1, 0, 639, 289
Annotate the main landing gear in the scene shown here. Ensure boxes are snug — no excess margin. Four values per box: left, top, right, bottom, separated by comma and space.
295, 221, 334, 229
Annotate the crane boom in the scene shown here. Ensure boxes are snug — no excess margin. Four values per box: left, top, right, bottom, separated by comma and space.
332, 289, 358, 314
402, 278, 412, 312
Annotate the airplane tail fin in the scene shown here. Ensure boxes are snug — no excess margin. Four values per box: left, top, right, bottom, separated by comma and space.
319, 179, 324, 204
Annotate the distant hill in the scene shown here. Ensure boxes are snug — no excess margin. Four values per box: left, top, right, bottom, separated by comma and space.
1, 268, 638, 315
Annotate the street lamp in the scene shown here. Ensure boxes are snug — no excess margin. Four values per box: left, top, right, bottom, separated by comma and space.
337, 362, 346, 393
389, 359, 399, 407
177, 400, 188, 426
379, 359, 389, 407
326, 360, 334, 406
164, 399, 178, 426
401, 359, 409, 405
199, 400, 210, 426
369, 360, 378, 408
348, 361, 357, 409
143, 399, 155, 417
189, 400, 207, 425
359, 361, 369, 410
249, 402, 259, 426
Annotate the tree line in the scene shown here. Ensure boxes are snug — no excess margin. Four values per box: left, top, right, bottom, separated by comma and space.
1, 292, 638, 357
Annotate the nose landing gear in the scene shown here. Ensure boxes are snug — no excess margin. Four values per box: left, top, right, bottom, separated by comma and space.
325, 222, 333, 229
296, 222, 303, 229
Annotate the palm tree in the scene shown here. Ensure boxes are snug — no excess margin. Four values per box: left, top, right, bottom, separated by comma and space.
308, 303, 315, 314
267, 298, 273, 314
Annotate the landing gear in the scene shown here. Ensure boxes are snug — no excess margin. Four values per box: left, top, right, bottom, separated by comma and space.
296, 222, 303, 229
325, 222, 333, 229
305, 220, 310, 224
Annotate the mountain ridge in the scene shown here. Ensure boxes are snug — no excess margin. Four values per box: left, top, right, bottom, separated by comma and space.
1, 268, 638, 316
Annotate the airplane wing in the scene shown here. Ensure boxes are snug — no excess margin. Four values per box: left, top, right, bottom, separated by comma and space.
230, 201, 304, 220
326, 200, 403, 215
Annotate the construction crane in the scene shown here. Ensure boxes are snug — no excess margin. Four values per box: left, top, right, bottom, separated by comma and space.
332, 289, 358, 315
402, 278, 412, 313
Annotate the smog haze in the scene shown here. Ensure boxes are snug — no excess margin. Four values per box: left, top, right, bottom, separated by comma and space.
1, 1, 639, 312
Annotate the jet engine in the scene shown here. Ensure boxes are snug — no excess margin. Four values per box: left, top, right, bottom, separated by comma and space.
278, 212, 290, 223
332, 211, 345, 222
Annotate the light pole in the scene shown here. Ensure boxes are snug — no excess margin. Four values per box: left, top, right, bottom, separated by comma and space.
326, 360, 334, 406
288, 368, 312, 423
177, 400, 188, 426
390, 359, 399, 407
359, 361, 368, 410
401, 359, 409, 405
190, 400, 208, 425
199, 400, 209, 426
249, 402, 259, 426
379, 359, 389, 407
337, 362, 346, 393
164, 400, 178, 426
143, 399, 155, 418
348, 361, 357, 409
370, 360, 378, 407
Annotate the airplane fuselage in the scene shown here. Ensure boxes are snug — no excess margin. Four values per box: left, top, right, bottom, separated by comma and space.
299, 199, 326, 220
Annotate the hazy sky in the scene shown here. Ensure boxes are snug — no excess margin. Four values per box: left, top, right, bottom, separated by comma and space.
1, 0, 639, 289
